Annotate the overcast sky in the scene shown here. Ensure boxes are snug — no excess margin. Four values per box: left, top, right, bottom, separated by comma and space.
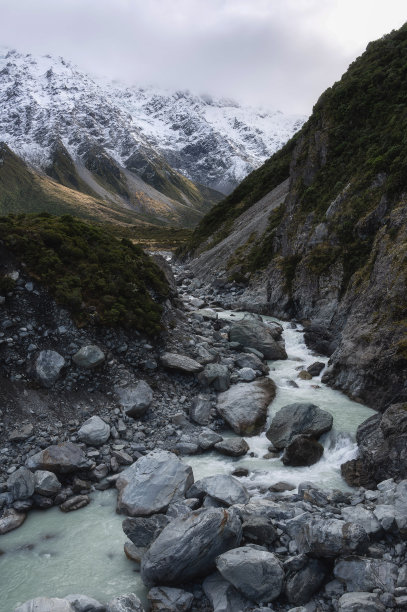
0, 0, 406, 115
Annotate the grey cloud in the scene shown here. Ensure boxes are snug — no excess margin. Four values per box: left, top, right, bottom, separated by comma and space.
0, 0, 403, 114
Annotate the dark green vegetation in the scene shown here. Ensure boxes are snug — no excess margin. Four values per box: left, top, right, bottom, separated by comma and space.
0, 214, 170, 334
186, 24, 407, 291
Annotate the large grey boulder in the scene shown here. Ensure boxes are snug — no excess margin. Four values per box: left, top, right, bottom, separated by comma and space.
123, 514, 170, 547
14, 599, 74, 612
341, 506, 382, 536
295, 517, 369, 558
106, 594, 144, 612
337, 592, 385, 612
115, 382, 153, 418
282, 435, 324, 467
26, 442, 93, 474
64, 594, 105, 611
216, 546, 284, 602
242, 517, 277, 546
73, 345, 105, 369
116, 450, 194, 516
141, 508, 242, 586
77, 416, 110, 446
186, 475, 249, 506
228, 319, 287, 360
214, 438, 249, 457
266, 403, 333, 449
198, 364, 230, 391
202, 572, 251, 612
7, 466, 35, 500
35, 350, 65, 387
334, 556, 398, 593
190, 395, 212, 425
34, 470, 62, 497
147, 587, 193, 612
217, 378, 276, 436
160, 353, 203, 373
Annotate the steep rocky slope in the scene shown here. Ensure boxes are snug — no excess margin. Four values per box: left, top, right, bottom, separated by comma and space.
185, 24, 407, 410
0, 48, 304, 227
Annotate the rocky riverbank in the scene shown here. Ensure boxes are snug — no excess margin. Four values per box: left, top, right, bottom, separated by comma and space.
2, 256, 407, 611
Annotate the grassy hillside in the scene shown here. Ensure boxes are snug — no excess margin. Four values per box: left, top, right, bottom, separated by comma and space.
0, 214, 170, 334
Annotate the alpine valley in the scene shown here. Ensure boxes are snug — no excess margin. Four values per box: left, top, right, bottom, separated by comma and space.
0, 48, 304, 229
2, 23, 407, 612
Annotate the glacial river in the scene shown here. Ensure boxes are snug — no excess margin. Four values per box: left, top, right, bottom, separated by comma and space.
0, 315, 375, 611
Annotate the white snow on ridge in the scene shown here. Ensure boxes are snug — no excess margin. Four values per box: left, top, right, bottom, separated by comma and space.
0, 48, 306, 193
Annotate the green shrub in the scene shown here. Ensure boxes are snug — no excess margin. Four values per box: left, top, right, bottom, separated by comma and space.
0, 214, 169, 334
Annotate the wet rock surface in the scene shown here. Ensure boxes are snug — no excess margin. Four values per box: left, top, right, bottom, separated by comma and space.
2, 257, 407, 612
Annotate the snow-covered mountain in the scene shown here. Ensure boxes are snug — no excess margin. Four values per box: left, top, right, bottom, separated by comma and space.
0, 48, 305, 225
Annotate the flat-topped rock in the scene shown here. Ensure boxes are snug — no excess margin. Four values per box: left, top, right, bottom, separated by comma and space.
26, 442, 93, 474
116, 450, 194, 516
217, 378, 276, 435
160, 353, 204, 373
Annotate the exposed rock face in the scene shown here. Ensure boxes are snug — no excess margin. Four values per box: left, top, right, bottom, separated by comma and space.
140, 508, 242, 586
216, 546, 284, 602
72, 345, 105, 369
77, 416, 110, 446
216, 378, 276, 435
282, 435, 324, 467
116, 451, 194, 516
266, 403, 333, 449
26, 442, 92, 474
160, 353, 204, 373
342, 403, 407, 488
115, 382, 153, 418
35, 350, 65, 387
228, 319, 287, 360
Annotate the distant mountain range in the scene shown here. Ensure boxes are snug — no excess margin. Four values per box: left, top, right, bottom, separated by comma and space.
0, 48, 305, 227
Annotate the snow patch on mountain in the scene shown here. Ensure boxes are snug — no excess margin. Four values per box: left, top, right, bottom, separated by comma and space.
0, 48, 306, 193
